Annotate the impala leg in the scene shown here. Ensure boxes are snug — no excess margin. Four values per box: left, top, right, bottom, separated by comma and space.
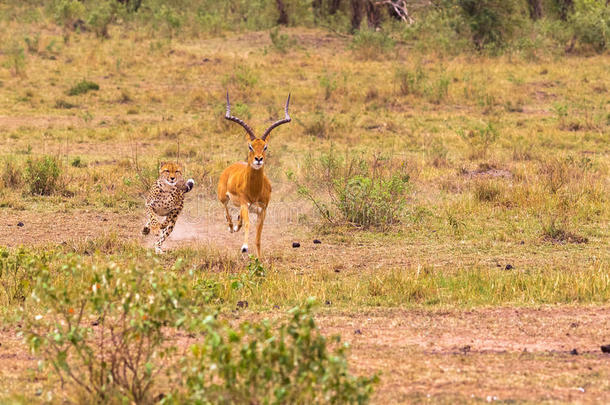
255, 207, 267, 258
221, 198, 236, 233
240, 204, 250, 254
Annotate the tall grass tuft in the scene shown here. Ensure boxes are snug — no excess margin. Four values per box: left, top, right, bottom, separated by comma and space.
24, 156, 61, 196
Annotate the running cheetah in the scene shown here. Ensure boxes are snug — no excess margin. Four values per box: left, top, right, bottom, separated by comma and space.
142, 162, 194, 254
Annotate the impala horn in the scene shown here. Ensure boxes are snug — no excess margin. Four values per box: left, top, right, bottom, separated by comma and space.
261, 94, 291, 141
225, 92, 256, 141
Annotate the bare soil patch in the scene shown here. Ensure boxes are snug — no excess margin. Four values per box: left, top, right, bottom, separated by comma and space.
2, 308, 609, 403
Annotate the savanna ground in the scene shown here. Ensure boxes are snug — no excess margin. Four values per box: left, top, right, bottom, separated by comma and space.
1, 4, 609, 404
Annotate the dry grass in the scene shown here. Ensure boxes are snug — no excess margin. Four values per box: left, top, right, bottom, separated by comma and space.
0, 10, 609, 405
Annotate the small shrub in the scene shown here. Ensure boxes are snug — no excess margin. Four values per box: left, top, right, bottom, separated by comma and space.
24, 156, 61, 196
570, 2, 610, 52
0, 248, 45, 306
86, 0, 116, 39
3, 41, 26, 76
293, 151, 411, 230
458, 121, 499, 160
24, 33, 40, 54
299, 110, 334, 138
350, 29, 395, 60
269, 27, 297, 53
153, 4, 182, 38
25, 258, 193, 404
167, 298, 377, 404
70, 156, 86, 168
457, 0, 527, 50
319, 73, 338, 100
54, 99, 77, 109
473, 180, 503, 202
541, 217, 588, 244
222, 65, 259, 91
1, 159, 23, 189
67, 79, 100, 96
395, 65, 426, 96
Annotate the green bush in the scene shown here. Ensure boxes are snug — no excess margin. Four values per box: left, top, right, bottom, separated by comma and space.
292, 150, 411, 230
167, 298, 378, 404
350, 29, 395, 60
24, 156, 61, 195
67, 79, 100, 96
25, 256, 193, 404
458, 121, 499, 159
457, 0, 527, 50
570, 1, 610, 52
86, 0, 118, 39
0, 248, 46, 306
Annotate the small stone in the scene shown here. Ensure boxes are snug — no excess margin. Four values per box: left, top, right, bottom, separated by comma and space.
273, 305, 280, 309
505, 264, 514, 270
313, 239, 322, 244
334, 268, 341, 273
601, 344, 610, 353
17, 222, 24, 227
354, 329, 362, 335
292, 242, 300, 248
324, 300, 331, 306
461, 345, 471, 353
237, 300, 248, 309
570, 348, 578, 355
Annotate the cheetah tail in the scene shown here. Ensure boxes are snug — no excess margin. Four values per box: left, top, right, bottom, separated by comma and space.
185, 179, 195, 193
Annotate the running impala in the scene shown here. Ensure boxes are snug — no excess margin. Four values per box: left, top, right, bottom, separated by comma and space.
217, 93, 291, 257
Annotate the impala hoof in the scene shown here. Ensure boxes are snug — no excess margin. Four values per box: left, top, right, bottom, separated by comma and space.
142, 226, 150, 235
241, 244, 248, 253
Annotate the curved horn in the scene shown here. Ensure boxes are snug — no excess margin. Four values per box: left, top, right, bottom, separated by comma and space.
261, 94, 291, 141
225, 92, 256, 141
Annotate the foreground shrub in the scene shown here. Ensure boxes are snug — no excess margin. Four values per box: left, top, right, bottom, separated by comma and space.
20, 252, 376, 404
167, 298, 378, 404
25, 256, 193, 404
292, 150, 410, 230
24, 156, 61, 195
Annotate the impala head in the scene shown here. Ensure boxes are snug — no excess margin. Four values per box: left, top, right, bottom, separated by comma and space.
225, 92, 291, 171
159, 162, 183, 186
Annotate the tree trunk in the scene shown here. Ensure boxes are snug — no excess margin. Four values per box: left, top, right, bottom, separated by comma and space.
528, 0, 543, 20
330, 0, 343, 14
276, 0, 289, 25
350, 0, 364, 32
556, 0, 573, 21
365, 1, 383, 28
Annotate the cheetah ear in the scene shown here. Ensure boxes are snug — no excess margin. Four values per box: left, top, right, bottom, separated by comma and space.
158, 161, 167, 171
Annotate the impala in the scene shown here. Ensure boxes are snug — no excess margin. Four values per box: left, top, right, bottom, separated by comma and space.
217, 93, 291, 257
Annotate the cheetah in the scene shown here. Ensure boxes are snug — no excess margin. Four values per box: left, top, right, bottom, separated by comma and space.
142, 162, 194, 254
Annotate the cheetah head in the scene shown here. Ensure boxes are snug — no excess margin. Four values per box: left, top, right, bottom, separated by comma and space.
159, 162, 184, 187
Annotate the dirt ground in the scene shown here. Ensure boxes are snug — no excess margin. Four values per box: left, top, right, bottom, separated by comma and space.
3, 190, 610, 403
1, 307, 609, 403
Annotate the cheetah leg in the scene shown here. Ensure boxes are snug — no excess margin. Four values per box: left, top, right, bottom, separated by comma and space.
155, 209, 180, 254
142, 205, 160, 235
